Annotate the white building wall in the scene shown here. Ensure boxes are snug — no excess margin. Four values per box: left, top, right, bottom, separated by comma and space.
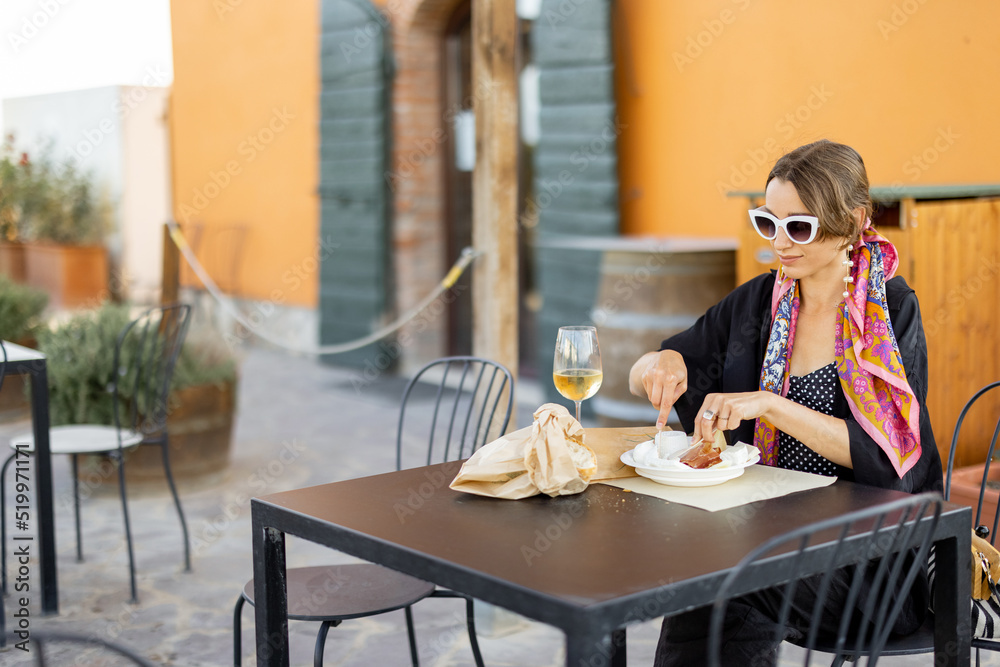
120, 85, 171, 302
2, 85, 171, 303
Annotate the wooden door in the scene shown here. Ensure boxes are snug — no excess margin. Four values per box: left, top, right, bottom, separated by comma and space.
319, 0, 393, 368
908, 197, 1000, 467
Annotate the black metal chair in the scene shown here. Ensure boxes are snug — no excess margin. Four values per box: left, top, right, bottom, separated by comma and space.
234, 356, 514, 666
4, 630, 158, 665
0, 304, 193, 603
943, 380, 1000, 661
708, 491, 942, 667
794, 380, 1000, 665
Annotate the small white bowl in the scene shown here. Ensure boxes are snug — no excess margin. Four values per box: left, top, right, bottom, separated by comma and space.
654, 430, 689, 458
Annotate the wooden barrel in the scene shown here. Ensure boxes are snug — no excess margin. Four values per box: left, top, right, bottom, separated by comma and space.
590, 239, 736, 427
79, 379, 237, 487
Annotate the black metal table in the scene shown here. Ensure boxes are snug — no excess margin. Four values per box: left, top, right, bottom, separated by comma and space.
4, 341, 57, 614
251, 461, 971, 666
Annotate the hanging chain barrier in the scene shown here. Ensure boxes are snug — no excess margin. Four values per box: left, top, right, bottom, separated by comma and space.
166, 220, 480, 356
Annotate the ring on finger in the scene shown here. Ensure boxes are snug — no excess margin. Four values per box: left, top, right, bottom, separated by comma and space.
702, 409, 716, 420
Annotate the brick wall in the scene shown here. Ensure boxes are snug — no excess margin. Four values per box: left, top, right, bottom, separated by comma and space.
384, 0, 466, 372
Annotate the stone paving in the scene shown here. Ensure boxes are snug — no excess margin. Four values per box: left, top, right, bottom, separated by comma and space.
0, 345, 992, 666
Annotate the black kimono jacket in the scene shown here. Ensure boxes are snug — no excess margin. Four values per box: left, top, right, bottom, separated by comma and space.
659, 271, 943, 495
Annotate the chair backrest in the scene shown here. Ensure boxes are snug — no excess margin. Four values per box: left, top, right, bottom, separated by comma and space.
5, 630, 158, 665
944, 380, 1000, 539
396, 356, 514, 470
112, 304, 192, 440
708, 492, 942, 667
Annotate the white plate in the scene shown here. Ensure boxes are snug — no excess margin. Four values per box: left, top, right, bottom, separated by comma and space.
633, 465, 746, 487
620, 444, 761, 487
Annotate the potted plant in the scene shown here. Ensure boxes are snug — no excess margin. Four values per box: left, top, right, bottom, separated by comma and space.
39, 303, 132, 426
3, 138, 111, 309
0, 136, 28, 280
0, 274, 48, 345
38, 303, 239, 484
0, 275, 48, 421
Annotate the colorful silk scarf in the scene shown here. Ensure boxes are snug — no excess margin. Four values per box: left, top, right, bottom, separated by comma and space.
752, 224, 921, 478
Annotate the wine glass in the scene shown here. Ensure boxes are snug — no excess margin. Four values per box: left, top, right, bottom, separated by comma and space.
553, 326, 603, 423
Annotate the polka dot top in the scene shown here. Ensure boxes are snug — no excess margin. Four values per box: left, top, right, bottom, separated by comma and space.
777, 362, 839, 476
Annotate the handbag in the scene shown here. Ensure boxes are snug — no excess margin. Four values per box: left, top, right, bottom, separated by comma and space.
929, 527, 1000, 639
971, 529, 1000, 638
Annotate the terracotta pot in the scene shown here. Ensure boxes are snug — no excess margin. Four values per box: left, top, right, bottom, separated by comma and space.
79, 379, 237, 485
949, 463, 1000, 530
23, 243, 109, 309
0, 242, 26, 282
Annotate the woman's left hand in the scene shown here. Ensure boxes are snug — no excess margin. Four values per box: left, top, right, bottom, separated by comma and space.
695, 392, 774, 443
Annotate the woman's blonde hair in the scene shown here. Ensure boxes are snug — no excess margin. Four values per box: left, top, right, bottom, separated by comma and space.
766, 140, 872, 247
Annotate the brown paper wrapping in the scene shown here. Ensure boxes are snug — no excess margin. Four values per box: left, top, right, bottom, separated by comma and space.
449, 403, 657, 499
587, 425, 660, 479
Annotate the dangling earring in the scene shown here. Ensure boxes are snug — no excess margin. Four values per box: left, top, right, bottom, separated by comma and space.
842, 244, 854, 298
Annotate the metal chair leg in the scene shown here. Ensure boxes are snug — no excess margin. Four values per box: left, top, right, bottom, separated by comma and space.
71, 454, 83, 562
428, 590, 485, 666
404, 605, 421, 667
465, 597, 484, 667
1, 450, 17, 595
611, 627, 626, 667
115, 452, 138, 603
1, 568, 5, 646
158, 438, 191, 572
35, 636, 47, 667
314, 620, 340, 667
233, 594, 246, 667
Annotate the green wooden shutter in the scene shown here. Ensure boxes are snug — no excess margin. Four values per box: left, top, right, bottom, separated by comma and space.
319, 0, 394, 369
531, 0, 619, 406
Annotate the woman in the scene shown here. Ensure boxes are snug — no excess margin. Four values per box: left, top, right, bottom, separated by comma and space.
628, 140, 943, 665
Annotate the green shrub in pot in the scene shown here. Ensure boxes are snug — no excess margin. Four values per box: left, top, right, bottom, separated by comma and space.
39, 303, 238, 427
0, 275, 48, 344
0, 137, 25, 241
38, 303, 132, 426
4, 140, 111, 246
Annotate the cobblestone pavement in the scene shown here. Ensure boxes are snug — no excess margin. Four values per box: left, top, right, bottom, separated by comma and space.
0, 346, 989, 666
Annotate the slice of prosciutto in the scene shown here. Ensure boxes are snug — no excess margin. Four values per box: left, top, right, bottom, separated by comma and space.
678, 440, 722, 470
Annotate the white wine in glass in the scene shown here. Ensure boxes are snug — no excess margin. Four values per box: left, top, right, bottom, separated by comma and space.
553, 326, 603, 422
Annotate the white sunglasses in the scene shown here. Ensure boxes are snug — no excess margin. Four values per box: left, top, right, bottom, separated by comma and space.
748, 209, 820, 245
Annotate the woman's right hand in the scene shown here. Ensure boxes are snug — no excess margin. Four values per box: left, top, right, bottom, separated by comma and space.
629, 350, 688, 430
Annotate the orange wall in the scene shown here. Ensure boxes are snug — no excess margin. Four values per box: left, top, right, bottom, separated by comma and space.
169, 1, 319, 306
615, 0, 1000, 237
